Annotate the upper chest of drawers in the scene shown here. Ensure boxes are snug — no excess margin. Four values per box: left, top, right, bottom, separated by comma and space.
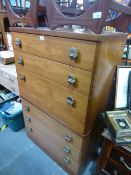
12, 31, 98, 135
12, 29, 127, 135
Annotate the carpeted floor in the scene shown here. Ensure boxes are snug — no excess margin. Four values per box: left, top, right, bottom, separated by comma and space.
0, 123, 96, 175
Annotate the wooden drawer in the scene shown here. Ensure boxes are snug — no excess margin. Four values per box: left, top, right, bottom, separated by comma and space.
28, 130, 81, 175
105, 159, 130, 175
22, 99, 85, 174
22, 99, 83, 161
109, 147, 131, 172
14, 50, 92, 96
18, 68, 88, 135
12, 32, 96, 71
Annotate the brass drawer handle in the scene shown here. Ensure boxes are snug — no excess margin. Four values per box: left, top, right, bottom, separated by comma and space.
64, 157, 71, 164
69, 47, 78, 61
68, 74, 76, 86
25, 116, 32, 122
16, 38, 21, 47
64, 135, 72, 143
19, 74, 25, 81
120, 157, 131, 171
18, 57, 24, 65
67, 96, 75, 106
64, 146, 71, 154
25, 106, 30, 112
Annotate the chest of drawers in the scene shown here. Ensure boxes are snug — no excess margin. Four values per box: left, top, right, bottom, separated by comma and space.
11, 27, 127, 175
95, 131, 131, 175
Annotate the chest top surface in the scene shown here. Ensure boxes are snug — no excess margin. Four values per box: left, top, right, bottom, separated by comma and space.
10, 27, 128, 42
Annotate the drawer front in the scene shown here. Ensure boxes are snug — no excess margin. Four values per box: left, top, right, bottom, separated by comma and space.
105, 160, 129, 175
109, 147, 131, 172
22, 99, 83, 162
28, 130, 81, 175
12, 32, 96, 71
15, 50, 92, 96
18, 68, 88, 135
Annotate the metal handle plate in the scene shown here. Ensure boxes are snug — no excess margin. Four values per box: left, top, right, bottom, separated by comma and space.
68, 74, 76, 86
64, 157, 71, 164
120, 157, 131, 171
64, 146, 71, 154
67, 96, 75, 106
69, 47, 78, 61
19, 74, 25, 81
16, 38, 21, 47
18, 57, 24, 65
25, 116, 32, 122
25, 106, 30, 112
64, 135, 72, 143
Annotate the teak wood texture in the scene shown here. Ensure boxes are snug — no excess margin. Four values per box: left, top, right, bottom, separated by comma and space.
12, 32, 96, 71
14, 50, 92, 96
11, 27, 127, 175
22, 99, 83, 160
17, 68, 88, 135
22, 98, 99, 175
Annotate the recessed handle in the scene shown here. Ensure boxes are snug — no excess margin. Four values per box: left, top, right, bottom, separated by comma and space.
67, 96, 75, 106
68, 74, 76, 86
120, 157, 131, 171
69, 47, 78, 61
64, 135, 72, 143
18, 57, 24, 65
25, 116, 32, 122
64, 157, 71, 164
16, 38, 21, 47
25, 106, 30, 112
64, 146, 71, 154
19, 74, 25, 81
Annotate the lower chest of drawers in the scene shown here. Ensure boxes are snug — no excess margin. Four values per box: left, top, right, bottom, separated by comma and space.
11, 29, 127, 175
22, 98, 90, 175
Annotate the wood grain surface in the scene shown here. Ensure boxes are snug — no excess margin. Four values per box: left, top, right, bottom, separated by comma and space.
12, 32, 96, 71
17, 68, 88, 135
14, 50, 92, 96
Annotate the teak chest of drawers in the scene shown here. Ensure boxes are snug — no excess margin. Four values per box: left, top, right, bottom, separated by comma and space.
11, 27, 127, 175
